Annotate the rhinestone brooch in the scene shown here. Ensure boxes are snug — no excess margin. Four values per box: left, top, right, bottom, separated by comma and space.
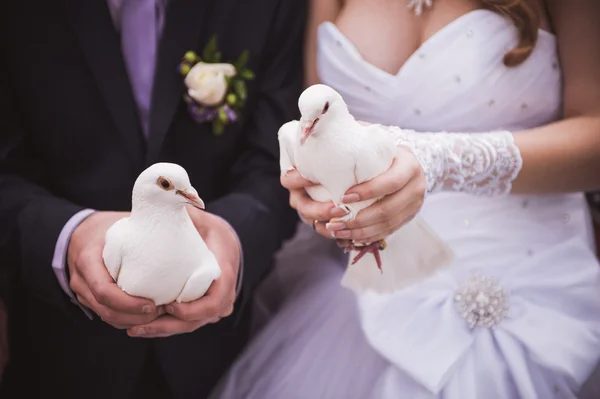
454, 271, 509, 329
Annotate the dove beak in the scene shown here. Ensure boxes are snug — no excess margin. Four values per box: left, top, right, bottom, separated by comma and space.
176, 189, 205, 210
300, 118, 319, 145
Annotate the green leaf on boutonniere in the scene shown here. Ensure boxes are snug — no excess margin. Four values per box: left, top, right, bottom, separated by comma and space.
180, 64, 191, 76
214, 51, 222, 63
226, 93, 237, 106
183, 51, 197, 63
240, 68, 255, 80
202, 35, 218, 62
218, 106, 228, 123
213, 118, 225, 136
234, 50, 249, 70
233, 80, 247, 102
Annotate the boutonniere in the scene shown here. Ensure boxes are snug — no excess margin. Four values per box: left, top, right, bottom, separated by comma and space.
178, 35, 254, 135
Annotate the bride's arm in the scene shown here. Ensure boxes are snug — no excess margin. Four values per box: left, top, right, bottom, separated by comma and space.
388, 0, 600, 196
511, 0, 600, 193
327, 1, 600, 243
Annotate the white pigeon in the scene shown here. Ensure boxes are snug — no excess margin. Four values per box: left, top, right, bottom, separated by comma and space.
102, 162, 221, 306
278, 84, 453, 293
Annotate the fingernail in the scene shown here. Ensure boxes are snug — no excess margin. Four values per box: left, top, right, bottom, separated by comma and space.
326, 222, 345, 231
142, 305, 152, 314
166, 305, 174, 314
342, 194, 360, 203
134, 327, 146, 335
331, 207, 347, 217
336, 230, 351, 239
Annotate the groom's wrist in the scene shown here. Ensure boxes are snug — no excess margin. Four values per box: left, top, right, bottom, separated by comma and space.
52, 208, 95, 298
52, 208, 96, 318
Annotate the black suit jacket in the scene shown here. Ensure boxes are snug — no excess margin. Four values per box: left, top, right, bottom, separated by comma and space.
0, 0, 304, 397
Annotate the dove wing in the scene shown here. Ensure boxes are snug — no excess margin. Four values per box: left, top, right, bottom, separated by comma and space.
353, 124, 398, 183
278, 120, 335, 204
278, 120, 300, 174
102, 218, 128, 282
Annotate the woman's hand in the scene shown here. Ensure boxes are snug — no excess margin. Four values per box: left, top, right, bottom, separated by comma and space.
281, 170, 348, 239
327, 146, 427, 244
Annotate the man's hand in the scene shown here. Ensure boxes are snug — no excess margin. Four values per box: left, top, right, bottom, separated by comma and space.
68, 211, 162, 328
127, 209, 241, 338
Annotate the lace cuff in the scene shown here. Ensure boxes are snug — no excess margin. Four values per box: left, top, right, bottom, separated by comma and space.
385, 126, 523, 196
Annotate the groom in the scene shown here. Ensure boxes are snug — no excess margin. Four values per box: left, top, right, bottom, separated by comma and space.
0, 0, 304, 398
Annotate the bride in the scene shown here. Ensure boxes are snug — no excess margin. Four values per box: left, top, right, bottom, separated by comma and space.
211, 0, 600, 397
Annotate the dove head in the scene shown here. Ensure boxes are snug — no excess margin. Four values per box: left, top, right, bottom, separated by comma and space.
298, 84, 349, 145
131, 163, 205, 212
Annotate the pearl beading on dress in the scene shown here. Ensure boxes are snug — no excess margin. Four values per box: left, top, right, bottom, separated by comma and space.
454, 271, 509, 329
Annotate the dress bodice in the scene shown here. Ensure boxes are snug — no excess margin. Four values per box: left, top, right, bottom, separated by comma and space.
317, 9, 561, 133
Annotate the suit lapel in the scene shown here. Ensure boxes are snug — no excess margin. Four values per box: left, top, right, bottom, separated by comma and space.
61, 0, 145, 168
146, 0, 217, 164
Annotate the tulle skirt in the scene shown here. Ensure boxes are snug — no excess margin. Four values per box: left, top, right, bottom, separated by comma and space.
209, 223, 392, 399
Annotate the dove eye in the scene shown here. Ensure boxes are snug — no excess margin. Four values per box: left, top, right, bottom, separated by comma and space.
157, 177, 174, 190
322, 101, 329, 114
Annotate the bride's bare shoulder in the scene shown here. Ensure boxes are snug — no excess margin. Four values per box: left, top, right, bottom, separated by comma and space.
304, 0, 343, 87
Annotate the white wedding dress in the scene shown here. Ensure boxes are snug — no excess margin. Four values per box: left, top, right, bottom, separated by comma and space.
211, 10, 600, 399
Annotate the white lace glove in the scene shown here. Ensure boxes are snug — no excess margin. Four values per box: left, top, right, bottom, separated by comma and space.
387, 127, 523, 197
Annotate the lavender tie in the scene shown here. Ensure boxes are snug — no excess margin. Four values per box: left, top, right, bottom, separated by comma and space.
120, 0, 160, 137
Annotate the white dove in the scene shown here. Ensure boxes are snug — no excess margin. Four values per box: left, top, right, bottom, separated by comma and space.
278, 84, 453, 293
102, 162, 221, 306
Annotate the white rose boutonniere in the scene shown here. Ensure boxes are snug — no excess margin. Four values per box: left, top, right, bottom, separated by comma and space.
185, 62, 236, 106
179, 35, 254, 135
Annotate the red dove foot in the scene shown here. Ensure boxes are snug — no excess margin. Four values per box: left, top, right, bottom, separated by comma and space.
346, 239, 387, 273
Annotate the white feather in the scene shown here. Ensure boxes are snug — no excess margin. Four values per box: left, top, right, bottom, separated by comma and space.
103, 218, 126, 281
278, 120, 300, 176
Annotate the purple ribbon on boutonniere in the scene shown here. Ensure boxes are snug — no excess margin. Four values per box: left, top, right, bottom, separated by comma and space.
179, 35, 254, 135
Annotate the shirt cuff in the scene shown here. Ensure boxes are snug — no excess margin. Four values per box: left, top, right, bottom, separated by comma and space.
214, 215, 244, 299
51, 208, 96, 319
